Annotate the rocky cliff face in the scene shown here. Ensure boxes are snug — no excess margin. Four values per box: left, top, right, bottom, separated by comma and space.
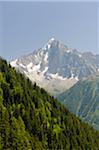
10, 38, 99, 95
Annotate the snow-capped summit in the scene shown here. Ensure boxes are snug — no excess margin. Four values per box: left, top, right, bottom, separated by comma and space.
10, 38, 99, 96
43, 37, 56, 50
48, 37, 55, 42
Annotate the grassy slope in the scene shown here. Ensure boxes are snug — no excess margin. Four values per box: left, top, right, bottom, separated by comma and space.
58, 75, 99, 130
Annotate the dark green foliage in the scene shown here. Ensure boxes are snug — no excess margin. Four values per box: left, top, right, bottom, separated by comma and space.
57, 75, 99, 130
0, 57, 99, 149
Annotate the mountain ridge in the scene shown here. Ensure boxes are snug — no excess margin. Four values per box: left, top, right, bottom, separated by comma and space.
10, 38, 99, 96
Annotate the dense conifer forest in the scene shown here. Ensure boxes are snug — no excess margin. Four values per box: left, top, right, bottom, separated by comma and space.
0, 57, 99, 149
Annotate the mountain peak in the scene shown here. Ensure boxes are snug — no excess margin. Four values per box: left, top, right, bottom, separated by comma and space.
47, 37, 56, 46
43, 37, 56, 50
48, 37, 55, 42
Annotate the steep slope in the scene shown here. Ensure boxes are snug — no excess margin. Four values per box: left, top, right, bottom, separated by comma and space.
57, 74, 99, 130
0, 58, 99, 149
10, 38, 99, 96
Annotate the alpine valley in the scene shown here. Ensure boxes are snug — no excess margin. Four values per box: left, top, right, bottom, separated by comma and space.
10, 38, 99, 130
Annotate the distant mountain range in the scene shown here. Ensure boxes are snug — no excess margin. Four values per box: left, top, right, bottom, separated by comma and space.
57, 74, 99, 130
10, 38, 99, 96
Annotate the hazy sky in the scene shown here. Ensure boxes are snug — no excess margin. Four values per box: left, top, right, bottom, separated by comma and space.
0, 1, 98, 61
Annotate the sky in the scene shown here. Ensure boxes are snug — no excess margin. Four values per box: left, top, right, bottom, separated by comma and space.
0, 1, 98, 61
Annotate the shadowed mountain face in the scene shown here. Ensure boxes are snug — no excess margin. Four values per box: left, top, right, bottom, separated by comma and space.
57, 74, 99, 130
10, 38, 99, 96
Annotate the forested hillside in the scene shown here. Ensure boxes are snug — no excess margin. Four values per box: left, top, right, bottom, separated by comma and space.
57, 75, 99, 130
0, 57, 99, 150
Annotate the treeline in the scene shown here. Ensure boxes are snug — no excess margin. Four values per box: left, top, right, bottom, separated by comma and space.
0, 57, 99, 150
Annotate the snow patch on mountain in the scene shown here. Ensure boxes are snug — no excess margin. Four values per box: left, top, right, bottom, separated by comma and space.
19, 63, 26, 68
42, 67, 48, 75
43, 37, 55, 50
75, 76, 79, 81
49, 73, 67, 80
44, 52, 48, 63
70, 71, 75, 79
27, 62, 33, 68
78, 54, 82, 58
10, 59, 18, 67
26, 62, 41, 73
32, 63, 41, 72
66, 50, 71, 53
